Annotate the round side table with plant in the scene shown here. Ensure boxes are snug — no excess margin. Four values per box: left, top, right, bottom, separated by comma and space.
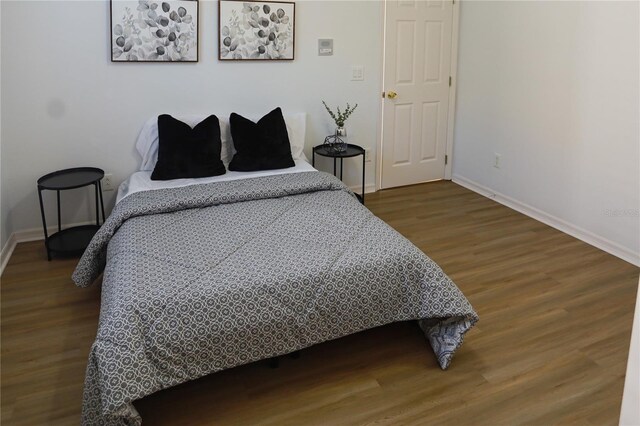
322, 101, 358, 153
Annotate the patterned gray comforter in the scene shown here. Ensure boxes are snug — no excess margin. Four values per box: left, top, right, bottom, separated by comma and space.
73, 171, 478, 425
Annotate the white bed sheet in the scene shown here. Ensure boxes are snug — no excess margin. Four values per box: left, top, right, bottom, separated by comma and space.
116, 160, 318, 204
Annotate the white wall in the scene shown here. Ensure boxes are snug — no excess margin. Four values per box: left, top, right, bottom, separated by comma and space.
0, 0, 383, 249
0, 1, 6, 254
453, 0, 640, 265
3, 0, 639, 267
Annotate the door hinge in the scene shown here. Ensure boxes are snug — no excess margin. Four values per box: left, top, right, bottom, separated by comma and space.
445, 155, 448, 165
382, 91, 385, 98
449, 76, 452, 87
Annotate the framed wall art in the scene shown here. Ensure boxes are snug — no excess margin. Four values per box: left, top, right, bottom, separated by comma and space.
111, 0, 199, 62
219, 1, 295, 61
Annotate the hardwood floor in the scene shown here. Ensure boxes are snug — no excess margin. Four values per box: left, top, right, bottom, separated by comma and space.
1, 181, 638, 425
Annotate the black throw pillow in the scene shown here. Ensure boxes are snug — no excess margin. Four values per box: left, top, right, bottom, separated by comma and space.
151, 115, 226, 181
228, 107, 295, 171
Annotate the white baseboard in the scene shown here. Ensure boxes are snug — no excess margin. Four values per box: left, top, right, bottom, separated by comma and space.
0, 234, 18, 276
0, 221, 96, 276
349, 184, 377, 195
452, 174, 640, 267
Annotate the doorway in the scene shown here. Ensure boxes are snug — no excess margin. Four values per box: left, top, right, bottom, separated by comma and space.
379, 0, 457, 189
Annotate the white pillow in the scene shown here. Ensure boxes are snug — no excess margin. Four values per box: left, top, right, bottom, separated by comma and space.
136, 112, 308, 172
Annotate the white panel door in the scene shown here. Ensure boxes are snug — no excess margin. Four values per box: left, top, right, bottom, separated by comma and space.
381, 0, 453, 189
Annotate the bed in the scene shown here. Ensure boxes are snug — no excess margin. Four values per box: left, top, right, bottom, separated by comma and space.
73, 113, 478, 425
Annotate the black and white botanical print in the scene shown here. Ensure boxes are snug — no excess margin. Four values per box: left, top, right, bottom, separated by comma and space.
111, 0, 198, 62
219, 1, 295, 60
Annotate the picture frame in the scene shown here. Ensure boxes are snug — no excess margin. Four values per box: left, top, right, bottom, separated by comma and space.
110, 0, 199, 62
218, 0, 295, 61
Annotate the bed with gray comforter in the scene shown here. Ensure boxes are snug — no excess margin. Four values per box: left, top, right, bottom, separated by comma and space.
73, 171, 478, 425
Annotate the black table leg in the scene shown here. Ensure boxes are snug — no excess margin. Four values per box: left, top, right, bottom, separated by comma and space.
37, 188, 51, 261
333, 158, 336, 176
312, 151, 315, 167
94, 183, 100, 225
340, 158, 344, 180
268, 357, 280, 369
56, 190, 61, 232
362, 153, 366, 204
98, 181, 105, 223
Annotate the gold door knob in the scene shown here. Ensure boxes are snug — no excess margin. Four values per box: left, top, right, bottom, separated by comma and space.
387, 91, 398, 99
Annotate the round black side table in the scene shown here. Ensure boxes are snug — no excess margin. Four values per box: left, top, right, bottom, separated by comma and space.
37, 167, 105, 260
312, 144, 365, 204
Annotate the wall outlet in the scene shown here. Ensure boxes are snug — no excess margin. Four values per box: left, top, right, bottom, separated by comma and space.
351, 65, 364, 81
103, 174, 114, 191
494, 153, 502, 169
365, 148, 372, 162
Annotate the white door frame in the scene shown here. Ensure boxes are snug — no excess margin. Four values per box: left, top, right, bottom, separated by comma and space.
375, 0, 460, 191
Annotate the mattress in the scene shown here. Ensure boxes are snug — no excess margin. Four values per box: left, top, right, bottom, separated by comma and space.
74, 171, 478, 425
116, 159, 317, 203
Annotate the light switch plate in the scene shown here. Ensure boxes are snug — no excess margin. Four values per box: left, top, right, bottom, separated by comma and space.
318, 39, 333, 56
351, 65, 364, 81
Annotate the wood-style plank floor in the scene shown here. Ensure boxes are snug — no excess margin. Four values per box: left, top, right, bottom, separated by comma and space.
1, 181, 638, 425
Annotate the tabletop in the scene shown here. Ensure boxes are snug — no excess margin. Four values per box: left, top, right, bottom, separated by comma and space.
313, 144, 365, 159
37, 167, 105, 190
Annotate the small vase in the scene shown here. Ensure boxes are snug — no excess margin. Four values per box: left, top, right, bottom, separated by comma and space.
335, 126, 348, 153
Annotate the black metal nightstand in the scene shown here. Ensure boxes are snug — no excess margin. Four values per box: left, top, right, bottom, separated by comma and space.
312, 144, 365, 204
37, 167, 105, 260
